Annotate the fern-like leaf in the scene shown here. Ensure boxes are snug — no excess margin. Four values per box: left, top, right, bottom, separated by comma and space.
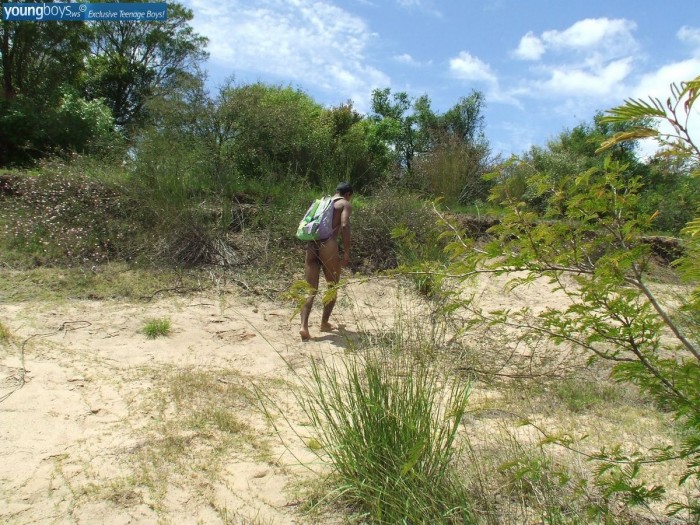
597, 128, 659, 153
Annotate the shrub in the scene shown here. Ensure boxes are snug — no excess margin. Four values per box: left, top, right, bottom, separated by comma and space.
436, 75, 700, 520
351, 187, 443, 273
0, 170, 138, 266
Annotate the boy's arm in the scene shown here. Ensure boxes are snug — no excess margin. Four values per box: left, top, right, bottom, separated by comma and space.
340, 201, 352, 267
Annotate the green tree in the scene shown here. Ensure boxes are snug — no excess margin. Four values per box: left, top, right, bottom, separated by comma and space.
441, 90, 487, 146
370, 88, 430, 173
209, 83, 336, 186
0, 13, 96, 164
1, 15, 90, 100
324, 102, 392, 191
406, 91, 491, 204
431, 75, 700, 519
83, 1, 208, 129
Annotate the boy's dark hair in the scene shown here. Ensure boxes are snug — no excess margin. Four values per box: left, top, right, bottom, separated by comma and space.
336, 181, 353, 196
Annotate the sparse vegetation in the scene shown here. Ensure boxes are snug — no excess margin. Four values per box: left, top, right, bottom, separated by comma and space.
300, 348, 473, 524
0, 321, 11, 345
2, 14, 698, 523
142, 317, 171, 339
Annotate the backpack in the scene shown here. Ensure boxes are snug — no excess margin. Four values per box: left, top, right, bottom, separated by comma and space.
296, 195, 338, 241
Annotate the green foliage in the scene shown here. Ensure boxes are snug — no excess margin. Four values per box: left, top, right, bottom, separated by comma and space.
412, 136, 492, 205
143, 318, 171, 339
84, 2, 208, 128
552, 377, 621, 413
593, 456, 665, 509
1, 19, 90, 101
350, 188, 442, 272
498, 452, 580, 522
369, 87, 489, 185
51, 89, 118, 151
0, 2, 207, 165
598, 76, 700, 160
326, 105, 392, 191
212, 83, 330, 184
436, 74, 700, 520
0, 321, 11, 345
0, 264, 204, 302
300, 350, 473, 524
138, 80, 390, 193
0, 91, 119, 165
0, 170, 138, 266
392, 220, 447, 299
375, 89, 492, 205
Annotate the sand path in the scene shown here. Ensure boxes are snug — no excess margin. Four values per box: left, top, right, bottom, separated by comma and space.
0, 278, 412, 524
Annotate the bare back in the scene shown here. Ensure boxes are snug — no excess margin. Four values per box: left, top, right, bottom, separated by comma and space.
330, 197, 351, 241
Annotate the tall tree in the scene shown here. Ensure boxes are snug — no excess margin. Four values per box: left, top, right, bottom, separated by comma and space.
441, 90, 486, 146
83, 1, 208, 129
1, 17, 90, 100
370, 88, 424, 172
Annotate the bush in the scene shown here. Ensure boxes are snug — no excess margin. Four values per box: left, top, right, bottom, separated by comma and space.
0, 170, 138, 266
351, 187, 443, 273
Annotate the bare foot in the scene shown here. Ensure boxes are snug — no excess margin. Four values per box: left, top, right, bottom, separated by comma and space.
320, 322, 336, 333
300, 328, 311, 341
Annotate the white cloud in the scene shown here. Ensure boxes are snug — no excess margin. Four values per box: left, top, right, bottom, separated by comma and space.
678, 26, 700, 53
395, 53, 417, 65
632, 58, 700, 100
395, 0, 442, 17
396, 0, 421, 6
534, 58, 633, 98
393, 53, 432, 67
449, 51, 497, 84
631, 24, 700, 100
514, 18, 638, 61
508, 18, 640, 103
542, 18, 637, 51
449, 51, 521, 107
180, 0, 390, 107
514, 31, 545, 61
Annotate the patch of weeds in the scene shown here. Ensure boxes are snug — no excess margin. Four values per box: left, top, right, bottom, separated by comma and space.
126, 367, 268, 509
142, 317, 171, 339
170, 369, 258, 441
79, 477, 143, 508
462, 427, 646, 525
0, 171, 137, 266
0, 321, 12, 345
299, 349, 473, 523
187, 407, 249, 434
0, 264, 206, 302
216, 503, 275, 525
552, 376, 622, 413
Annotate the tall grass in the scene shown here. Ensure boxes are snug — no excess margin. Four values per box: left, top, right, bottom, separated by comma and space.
299, 349, 473, 524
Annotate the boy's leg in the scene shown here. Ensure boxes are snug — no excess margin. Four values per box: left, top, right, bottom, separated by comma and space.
300, 244, 321, 341
318, 239, 342, 331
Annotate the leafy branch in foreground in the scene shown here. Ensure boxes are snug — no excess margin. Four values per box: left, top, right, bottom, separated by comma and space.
598, 76, 700, 163
435, 75, 700, 519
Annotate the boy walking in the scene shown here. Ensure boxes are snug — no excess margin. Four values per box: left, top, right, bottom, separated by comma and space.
299, 182, 353, 341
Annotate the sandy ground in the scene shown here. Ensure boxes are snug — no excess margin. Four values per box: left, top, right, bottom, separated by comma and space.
0, 274, 440, 525
0, 271, 683, 524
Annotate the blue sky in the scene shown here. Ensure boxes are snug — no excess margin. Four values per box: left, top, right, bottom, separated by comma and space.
180, 0, 700, 157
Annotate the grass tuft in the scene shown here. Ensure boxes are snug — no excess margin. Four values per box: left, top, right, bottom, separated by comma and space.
142, 318, 171, 339
300, 349, 473, 523
0, 321, 11, 344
